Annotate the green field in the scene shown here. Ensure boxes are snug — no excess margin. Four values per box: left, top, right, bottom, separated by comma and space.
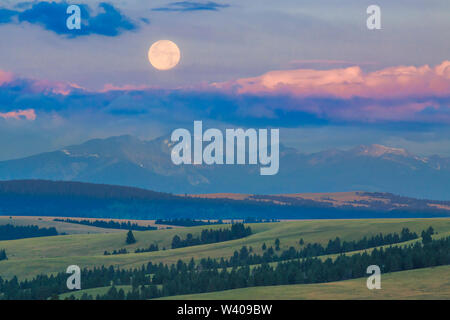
158, 265, 450, 300
1, 218, 449, 282
0, 216, 123, 234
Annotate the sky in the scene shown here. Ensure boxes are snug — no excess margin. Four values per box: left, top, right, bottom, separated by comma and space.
0, 0, 449, 160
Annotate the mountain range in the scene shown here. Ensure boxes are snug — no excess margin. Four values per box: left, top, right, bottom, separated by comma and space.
0, 135, 448, 200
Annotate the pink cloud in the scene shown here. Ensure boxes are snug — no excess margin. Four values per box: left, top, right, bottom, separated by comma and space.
100, 84, 154, 92
213, 61, 450, 99
288, 59, 377, 67
0, 109, 36, 121
0, 70, 14, 85
31, 80, 84, 96
0, 69, 84, 96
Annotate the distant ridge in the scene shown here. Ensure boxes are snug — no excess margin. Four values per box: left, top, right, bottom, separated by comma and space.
186, 191, 450, 212
0, 179, 173, 199
0, 180, 449, 220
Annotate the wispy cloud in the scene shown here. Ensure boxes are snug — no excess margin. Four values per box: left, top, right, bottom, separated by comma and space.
289, 60, 377, 67
0, 109, 36, 121
153, 1, 230, 12
0, 1, 139, 37
100, 83, 155, 92
0, 70, 13, 85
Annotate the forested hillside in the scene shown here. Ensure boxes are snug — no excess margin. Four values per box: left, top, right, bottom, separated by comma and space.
0, 180, 449, 219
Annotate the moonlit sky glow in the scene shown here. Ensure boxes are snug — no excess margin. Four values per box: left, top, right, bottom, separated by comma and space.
0, 0, 448, 160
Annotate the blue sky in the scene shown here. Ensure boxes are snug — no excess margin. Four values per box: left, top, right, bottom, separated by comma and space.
0, 0, 449, 160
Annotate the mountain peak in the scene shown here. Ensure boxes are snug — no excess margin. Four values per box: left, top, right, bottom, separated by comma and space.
353, 144, 409, 157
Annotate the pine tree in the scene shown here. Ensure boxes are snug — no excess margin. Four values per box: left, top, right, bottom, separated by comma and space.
421, 230, 432, 244
171, 235, 181, 248
126, 230, 136, 244
0, 249, 7, 261
275, 238, 280, 251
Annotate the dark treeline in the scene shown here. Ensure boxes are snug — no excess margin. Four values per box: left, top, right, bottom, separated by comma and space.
0, 250, 7, 261
199, 228, 423, 269
103, 227, 419, 260
135, 244, 159, 253
1, 234, 449, 300
301, 227, 419, 256
105, 244, 160, 255
171, 223, 252, 249
0, 224, 59, 241
54, 218, 157, 231
243, 218, 279, 223
101, 224, 252, 257
104, 249, 128, 256
155, 219, 225, 227
156, 218, 279, 227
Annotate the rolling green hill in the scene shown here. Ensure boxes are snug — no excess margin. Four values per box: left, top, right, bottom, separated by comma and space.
1, 218, 449, 280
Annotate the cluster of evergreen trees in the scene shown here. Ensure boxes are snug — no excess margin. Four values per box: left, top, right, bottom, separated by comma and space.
102, 224, 252, 256
421, 227, 435, 244
103, 226, 418, 260
1, 233, 448, 300
195, 229, 423, 269
171, 223, 252, 249
297, 227, 419, 257
0, 250, 7, 261
0, 224, 59, 241
155, 219, 224, 227
156, 218, 277, 227
135, 244, 159, 253
104, 244, 160, 255
243, 218, 279, 223
104, 248, 128, 256
54, 218, 157, 231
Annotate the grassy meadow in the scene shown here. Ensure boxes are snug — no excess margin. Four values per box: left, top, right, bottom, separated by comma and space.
0, 217, 449, 299
0, 218, 449, 281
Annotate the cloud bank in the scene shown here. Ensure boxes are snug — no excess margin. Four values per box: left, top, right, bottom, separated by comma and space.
0, 61, 449, 126
214, 61, 450, 99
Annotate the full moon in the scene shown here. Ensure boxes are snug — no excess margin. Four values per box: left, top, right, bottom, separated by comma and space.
148, 40, 181, 71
